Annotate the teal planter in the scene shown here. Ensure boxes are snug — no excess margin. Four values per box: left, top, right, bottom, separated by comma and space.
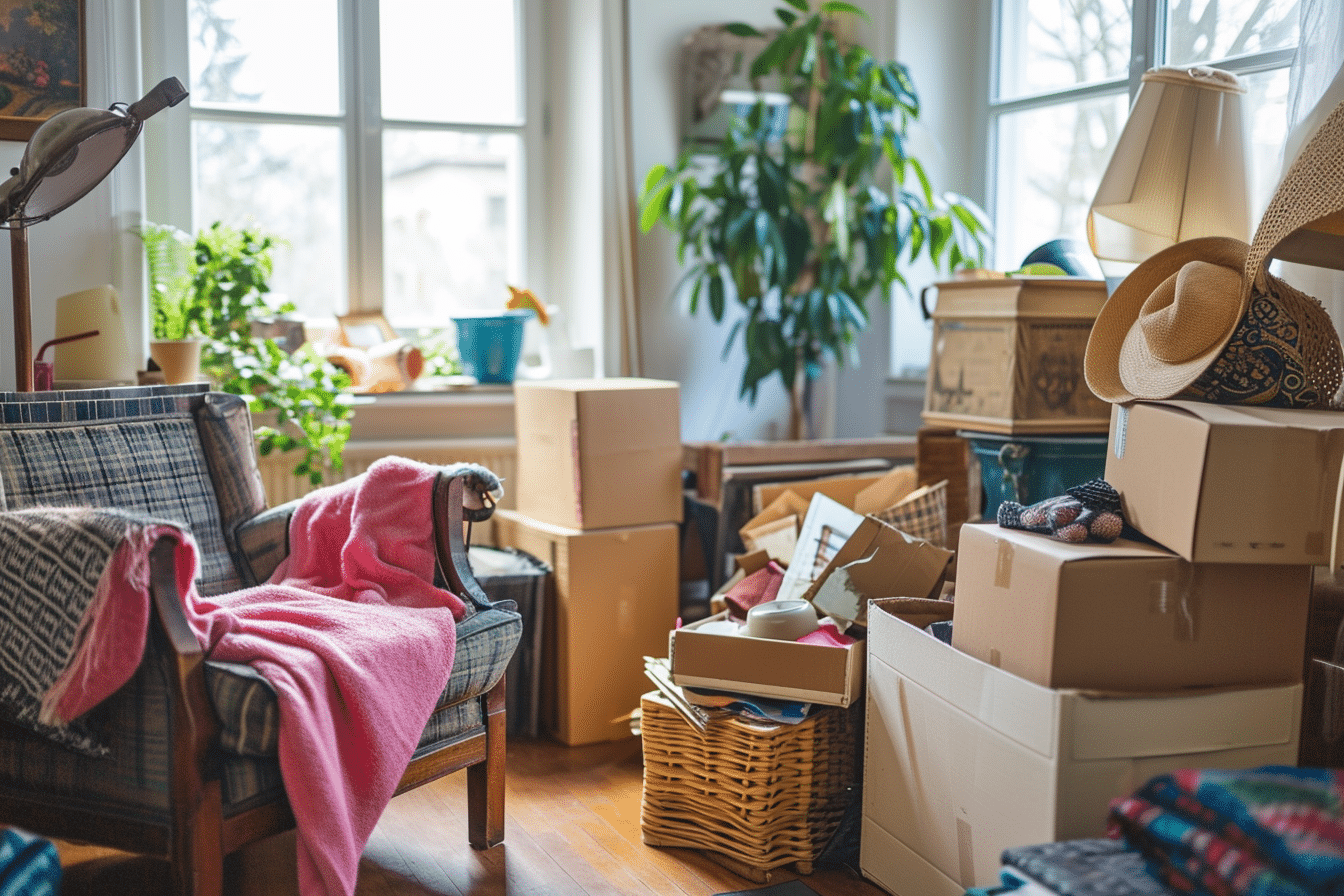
451, 310, 529, 385
963, 432, 1108, 519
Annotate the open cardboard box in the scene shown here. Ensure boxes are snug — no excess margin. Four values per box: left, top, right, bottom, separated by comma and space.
861, 598, 1303, 895
671, 515, 953, 706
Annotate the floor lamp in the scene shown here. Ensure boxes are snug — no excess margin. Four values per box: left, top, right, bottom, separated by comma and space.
2, 76, 188, 391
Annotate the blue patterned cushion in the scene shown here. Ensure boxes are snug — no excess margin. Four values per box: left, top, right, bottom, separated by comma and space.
0, 385, 241, 595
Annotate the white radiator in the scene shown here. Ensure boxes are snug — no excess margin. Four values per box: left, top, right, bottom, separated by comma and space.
257, 437, 518, 512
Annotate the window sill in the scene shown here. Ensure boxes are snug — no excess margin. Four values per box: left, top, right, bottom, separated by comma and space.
347, 386, 516, 441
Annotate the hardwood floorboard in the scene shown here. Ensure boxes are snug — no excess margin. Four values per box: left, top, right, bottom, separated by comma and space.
55, 736, 887, 895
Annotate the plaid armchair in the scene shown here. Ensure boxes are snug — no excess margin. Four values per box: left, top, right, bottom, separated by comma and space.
0, 383, 522, 896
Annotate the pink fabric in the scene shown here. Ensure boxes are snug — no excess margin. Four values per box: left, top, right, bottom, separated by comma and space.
724, 561, 785, 620
184, 456, 465, 896
798, 618, 856, 647
42, 523, 187, 725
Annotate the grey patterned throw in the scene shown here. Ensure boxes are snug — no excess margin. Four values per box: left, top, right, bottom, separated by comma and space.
0, 507, 155, 755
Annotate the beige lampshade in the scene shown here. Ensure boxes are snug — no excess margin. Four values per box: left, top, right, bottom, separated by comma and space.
52, 285, 137, 384
1087, 66, 1251, 281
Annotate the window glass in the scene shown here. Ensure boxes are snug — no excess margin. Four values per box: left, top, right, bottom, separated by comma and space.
192, 120, 346, 318
993, 93, 1130, 270
380, 0, 520, 125
1166, 0, 1299, 65
189, 0, 341, 114
382, 130, 521, 325
1241, 67, 1292, 217
996, 0, 1131, 100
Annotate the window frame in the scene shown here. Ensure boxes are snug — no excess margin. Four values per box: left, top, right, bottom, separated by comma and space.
143, 0, 548, 324
985, 0, 1299, 270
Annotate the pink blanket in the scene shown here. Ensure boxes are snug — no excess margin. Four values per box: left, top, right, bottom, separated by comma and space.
41, 456, 463, 895
186, 456, 465, 896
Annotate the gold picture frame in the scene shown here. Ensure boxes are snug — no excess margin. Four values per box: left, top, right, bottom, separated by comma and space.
0, 0, 86, 143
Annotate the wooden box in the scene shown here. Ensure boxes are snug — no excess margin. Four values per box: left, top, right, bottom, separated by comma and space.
921, 277, 1110, 435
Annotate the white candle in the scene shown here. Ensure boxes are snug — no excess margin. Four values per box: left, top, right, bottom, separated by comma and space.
53, 285, 136, 384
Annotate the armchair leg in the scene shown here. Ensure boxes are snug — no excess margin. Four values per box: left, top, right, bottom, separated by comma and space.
467, 676, 507, 849
171, 780, 224, 896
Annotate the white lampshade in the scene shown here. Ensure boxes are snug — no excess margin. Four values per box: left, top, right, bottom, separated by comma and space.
52, 285, 137, 385
1087, 66, 1251, 284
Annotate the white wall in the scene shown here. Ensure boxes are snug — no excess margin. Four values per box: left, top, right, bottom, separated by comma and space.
0, 1, 149, 391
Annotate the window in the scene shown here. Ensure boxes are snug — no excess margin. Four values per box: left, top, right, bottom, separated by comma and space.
179, 0, 541, 327
989, 0, 1300, 271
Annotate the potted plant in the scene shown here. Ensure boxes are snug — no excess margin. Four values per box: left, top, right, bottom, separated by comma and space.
142, 221, 356, 485
192, 222, 356, 486
140, 222, 206, 384
639, 0, 991, 439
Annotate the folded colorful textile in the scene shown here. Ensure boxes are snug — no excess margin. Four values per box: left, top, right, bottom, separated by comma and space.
997, 478, 1124, 544
995, 838, 1174, 896
1108, 766, 1344, 896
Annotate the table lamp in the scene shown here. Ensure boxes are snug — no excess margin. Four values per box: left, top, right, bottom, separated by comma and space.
1087, 66, 1251, 292
2, 77, 188, 391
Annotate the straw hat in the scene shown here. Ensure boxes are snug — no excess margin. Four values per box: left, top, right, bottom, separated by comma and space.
1085, 97, 1344, 408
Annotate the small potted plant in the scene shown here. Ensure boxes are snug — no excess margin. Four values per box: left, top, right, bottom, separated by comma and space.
140, 222, 205, 384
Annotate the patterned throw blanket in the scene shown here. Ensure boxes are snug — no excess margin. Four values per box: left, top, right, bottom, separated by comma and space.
1108, 766, 1344, 896
0, 507, 178, 755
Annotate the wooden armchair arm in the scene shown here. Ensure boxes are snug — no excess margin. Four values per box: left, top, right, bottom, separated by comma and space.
145, 536, 225, 888
433, 472, 511, 613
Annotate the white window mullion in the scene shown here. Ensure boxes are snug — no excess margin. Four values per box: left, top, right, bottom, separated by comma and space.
348, 0, 384, 315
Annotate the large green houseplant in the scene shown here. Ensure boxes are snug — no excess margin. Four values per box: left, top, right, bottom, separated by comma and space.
143, 221, 355, 485
639, 0, 991, 438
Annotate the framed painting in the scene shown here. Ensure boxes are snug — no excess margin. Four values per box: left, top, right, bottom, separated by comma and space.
0, 0, 85, 142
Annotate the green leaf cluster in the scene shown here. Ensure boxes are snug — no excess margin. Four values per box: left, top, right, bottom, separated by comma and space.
145, 221, 355, 486
140, 222, 204, 340
639, 0, 991, 407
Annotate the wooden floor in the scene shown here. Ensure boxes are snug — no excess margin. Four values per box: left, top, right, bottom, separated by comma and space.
56, 735, 888, 896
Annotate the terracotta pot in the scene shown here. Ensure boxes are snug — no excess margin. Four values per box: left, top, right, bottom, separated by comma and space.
149, 338, 203, 385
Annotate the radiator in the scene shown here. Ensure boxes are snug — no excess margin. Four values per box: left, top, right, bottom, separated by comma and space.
257, 438, 519, 512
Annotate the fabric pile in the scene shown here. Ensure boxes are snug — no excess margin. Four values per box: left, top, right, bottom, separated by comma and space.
1107, 766, 1344, 896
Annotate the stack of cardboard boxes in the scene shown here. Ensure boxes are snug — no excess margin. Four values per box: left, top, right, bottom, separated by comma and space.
860, 399, 1323, 895
491, 378, 684, 745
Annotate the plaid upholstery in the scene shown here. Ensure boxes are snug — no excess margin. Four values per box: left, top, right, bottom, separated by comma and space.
234, 502, 294, 586
0, 658, 174, 824
0, 385, 240, 595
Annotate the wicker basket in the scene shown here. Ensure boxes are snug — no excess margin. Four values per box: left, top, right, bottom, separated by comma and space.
639, 691, 858, 881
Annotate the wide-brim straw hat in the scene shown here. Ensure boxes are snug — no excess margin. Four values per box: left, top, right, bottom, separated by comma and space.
1085, 97, 1344, 408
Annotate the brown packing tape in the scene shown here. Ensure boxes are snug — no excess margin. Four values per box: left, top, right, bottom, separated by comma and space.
993, 537, 1014, 589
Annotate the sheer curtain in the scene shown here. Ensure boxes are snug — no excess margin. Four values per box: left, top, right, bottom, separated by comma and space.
1279, 0, 1344, 341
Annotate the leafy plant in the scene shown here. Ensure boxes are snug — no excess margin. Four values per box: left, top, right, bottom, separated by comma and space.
185, 222, 355, 485
639, 0, 991, 438
139, 222, 204, 340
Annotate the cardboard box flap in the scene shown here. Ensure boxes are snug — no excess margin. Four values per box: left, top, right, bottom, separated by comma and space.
1157, 399, 1344, 431
802, 516, 953, 619
1067, 684, 1300, 760
978, 525, 1178, 564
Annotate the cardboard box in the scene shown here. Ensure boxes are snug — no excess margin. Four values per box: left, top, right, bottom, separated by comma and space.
491, 508, 679, 745
951, 523, 1311, 691
672, 516, 951, 705
861, 599, 1303, 896
669, 612, 865, 706
922, 277, 1110, 435
1104, 400, 1344, 565
514, 378, 682, 530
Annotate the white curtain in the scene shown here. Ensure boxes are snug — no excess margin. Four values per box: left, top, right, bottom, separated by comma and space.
1279, 0, 1344, 331
602, 0, 643, 377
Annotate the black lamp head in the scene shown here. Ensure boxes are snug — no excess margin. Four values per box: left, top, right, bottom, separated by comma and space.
0, 77, 188, 226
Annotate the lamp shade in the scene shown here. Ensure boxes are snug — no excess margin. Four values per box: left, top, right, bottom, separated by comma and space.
1087, 66, 1251, 282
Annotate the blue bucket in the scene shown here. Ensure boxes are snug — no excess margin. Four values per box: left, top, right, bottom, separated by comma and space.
451, 310, 529, 385
963, 432, 1108, 519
